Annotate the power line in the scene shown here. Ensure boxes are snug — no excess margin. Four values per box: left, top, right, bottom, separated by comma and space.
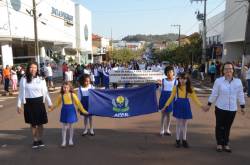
207, 0, 225, 16
183, 0, 225, 35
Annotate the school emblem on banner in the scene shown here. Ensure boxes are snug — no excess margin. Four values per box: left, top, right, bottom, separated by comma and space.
112, 96, 129, 112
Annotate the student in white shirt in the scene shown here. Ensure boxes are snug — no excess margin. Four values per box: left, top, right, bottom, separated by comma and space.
205, 61, 246, 153
17, 62, 53, 149
65, 67, 73, 83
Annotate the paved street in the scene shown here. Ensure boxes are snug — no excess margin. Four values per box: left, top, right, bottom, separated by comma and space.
0, 83, 250, 165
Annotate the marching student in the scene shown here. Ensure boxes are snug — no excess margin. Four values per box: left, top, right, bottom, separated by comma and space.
205, 62, 246, 152
158, 66, 177, 136
162, 73, 206, 148
78, 74, 95, 136
17, 62, 52, 149
49, 82, 88, 147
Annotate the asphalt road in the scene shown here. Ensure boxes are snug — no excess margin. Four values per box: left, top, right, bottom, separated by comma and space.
0, 84, 250, 165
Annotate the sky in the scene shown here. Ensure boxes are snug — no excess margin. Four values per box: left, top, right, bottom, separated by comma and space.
74, 0, 226, 40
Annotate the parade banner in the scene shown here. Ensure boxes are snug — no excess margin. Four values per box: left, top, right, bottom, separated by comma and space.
109, 70, 163, 83
88, 84, 158, 118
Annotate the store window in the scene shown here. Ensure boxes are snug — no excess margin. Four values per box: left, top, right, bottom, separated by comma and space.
88, 54, 92, 60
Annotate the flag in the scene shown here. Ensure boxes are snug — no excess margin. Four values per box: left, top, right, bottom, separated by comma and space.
88, 84, 158, 118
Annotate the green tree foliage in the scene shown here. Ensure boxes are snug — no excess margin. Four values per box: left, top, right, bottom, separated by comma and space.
122, 33, 186, 42
110, 48, 142, 63
152, 33, 202, 64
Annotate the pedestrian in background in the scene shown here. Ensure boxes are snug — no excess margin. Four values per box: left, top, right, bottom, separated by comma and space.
3, 65, 11, 93
11, 66, 18, 93
209, 62, 216, 83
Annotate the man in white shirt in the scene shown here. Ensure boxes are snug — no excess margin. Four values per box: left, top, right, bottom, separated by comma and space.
205, 62, 246, 152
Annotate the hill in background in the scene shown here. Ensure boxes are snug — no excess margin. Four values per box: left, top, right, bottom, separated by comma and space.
122, 33, 186, 42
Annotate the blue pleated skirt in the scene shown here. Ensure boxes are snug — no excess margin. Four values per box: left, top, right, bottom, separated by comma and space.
173, 98, 192, 119
60, 104, 78, 123
159, 91, 174, 113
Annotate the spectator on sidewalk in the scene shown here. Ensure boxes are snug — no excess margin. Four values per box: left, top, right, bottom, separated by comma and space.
3, 65, 11, 93
11, 66, 18, 93
62, 62, 68, 81
44, 63, 54, 89
216, 61, 222, 78
199, 63, 205, 81
209, 62, 216, 83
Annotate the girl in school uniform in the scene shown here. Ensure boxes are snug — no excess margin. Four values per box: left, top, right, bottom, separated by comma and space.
162, 73, 206, 148
78, 74, 95, 136
49, 82, 88, 147
158, 66, 177, 136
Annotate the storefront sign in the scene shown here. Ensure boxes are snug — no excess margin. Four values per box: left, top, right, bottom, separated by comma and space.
109, 70, 163, 83
51, 7, 73, 23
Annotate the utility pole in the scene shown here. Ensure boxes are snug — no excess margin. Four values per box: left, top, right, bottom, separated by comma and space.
171, 24, 181, 47
32, 0, 40, 69
191, 0, 207, 63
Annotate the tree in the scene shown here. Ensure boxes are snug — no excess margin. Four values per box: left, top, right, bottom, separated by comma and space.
110, 48, 142, 63
151, 33, 202, 65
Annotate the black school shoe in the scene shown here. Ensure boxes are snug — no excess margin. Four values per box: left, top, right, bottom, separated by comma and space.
223, 146, 232, 153
216, 145, 223, 152
37, 140, 45, 147
32, 141, 39, 149
175, 140, 181, 148
182, 140, 189, 148
164, 132, 172, 136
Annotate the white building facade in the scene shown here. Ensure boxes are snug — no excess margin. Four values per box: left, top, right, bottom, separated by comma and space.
0, 0, 92, 67
204, 0, 250, 63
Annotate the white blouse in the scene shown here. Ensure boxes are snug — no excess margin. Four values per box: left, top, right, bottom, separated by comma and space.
78, 85, 94, 99
17, 76, 52, 108
208, 77, 245, 111
161, 79, 177, 91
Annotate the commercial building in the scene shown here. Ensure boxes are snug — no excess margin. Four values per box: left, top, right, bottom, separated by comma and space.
0, 0, 93, 67
203, 0, 250, 64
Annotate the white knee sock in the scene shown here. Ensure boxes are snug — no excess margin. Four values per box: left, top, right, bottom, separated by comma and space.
69, 124, 74, 145
62, 124, 68, 145
166, 113, 171, 133
160, 113, 166, 134
83, 116, 88, 133
89, 116, 94, 133
182, 120, 188, 140
176, 119, 182, 140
